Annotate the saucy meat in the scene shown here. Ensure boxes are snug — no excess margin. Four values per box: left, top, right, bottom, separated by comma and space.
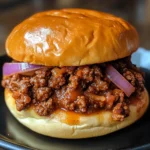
2, 57, 144, 121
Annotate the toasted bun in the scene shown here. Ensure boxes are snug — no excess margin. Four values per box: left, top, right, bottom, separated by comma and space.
6, 9, 139, 66
5, 88, 149, 139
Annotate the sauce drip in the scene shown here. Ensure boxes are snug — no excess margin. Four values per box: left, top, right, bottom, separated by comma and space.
54, 109, 80, 125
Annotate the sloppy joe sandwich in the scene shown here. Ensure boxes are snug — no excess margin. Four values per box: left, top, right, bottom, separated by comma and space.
2, 9, 149, 139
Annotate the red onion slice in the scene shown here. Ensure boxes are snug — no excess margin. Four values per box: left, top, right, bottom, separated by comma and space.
3, 63, 43, 76
105, 64, 135, 97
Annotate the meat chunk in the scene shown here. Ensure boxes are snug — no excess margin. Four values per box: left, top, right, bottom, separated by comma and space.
16, 94, 31, 111
113, 89, 124, 102
35, 98, 53, 116
112, 102, 129, 121
30, 77, 46, 88
34, 87, 51, 101
105, 92, 116, 109
30, 68, 50, 88
85, 92, 106, 108
87, 77, 109, 93
76, 66, 94, 83
133, 71, 144, 92
75, 96, 87, 113
123, 70, 136, 86
48, 68, 66, 89
69, 75, 79, 90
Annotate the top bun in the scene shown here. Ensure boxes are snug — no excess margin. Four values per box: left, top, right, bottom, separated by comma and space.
6, 9, 139, 66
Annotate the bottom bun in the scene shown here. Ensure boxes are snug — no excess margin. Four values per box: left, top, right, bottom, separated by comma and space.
5, 88, 149, 139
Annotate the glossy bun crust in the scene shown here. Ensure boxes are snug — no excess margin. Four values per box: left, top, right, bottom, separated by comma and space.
5, 88, 149, 139
6, 9, 139, 66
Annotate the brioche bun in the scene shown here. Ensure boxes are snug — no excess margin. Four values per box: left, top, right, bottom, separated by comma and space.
6, 9, 139, 66
4, 9, 147, 139
5, 88, 149, 139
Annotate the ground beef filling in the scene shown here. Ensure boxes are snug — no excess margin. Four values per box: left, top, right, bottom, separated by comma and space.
2, 58, 144, 121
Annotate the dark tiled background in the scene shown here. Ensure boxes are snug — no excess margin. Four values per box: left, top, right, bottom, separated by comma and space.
0, 0, 150, 55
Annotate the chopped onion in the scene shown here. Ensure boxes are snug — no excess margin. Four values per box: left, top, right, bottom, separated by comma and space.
105, 64, 135, 97
3, 63, 43, 76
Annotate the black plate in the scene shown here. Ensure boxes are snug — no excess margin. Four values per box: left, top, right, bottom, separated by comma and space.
0, 54, 150, 150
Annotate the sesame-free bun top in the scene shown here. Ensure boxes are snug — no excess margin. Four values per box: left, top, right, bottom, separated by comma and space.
6, 9, 139, 66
